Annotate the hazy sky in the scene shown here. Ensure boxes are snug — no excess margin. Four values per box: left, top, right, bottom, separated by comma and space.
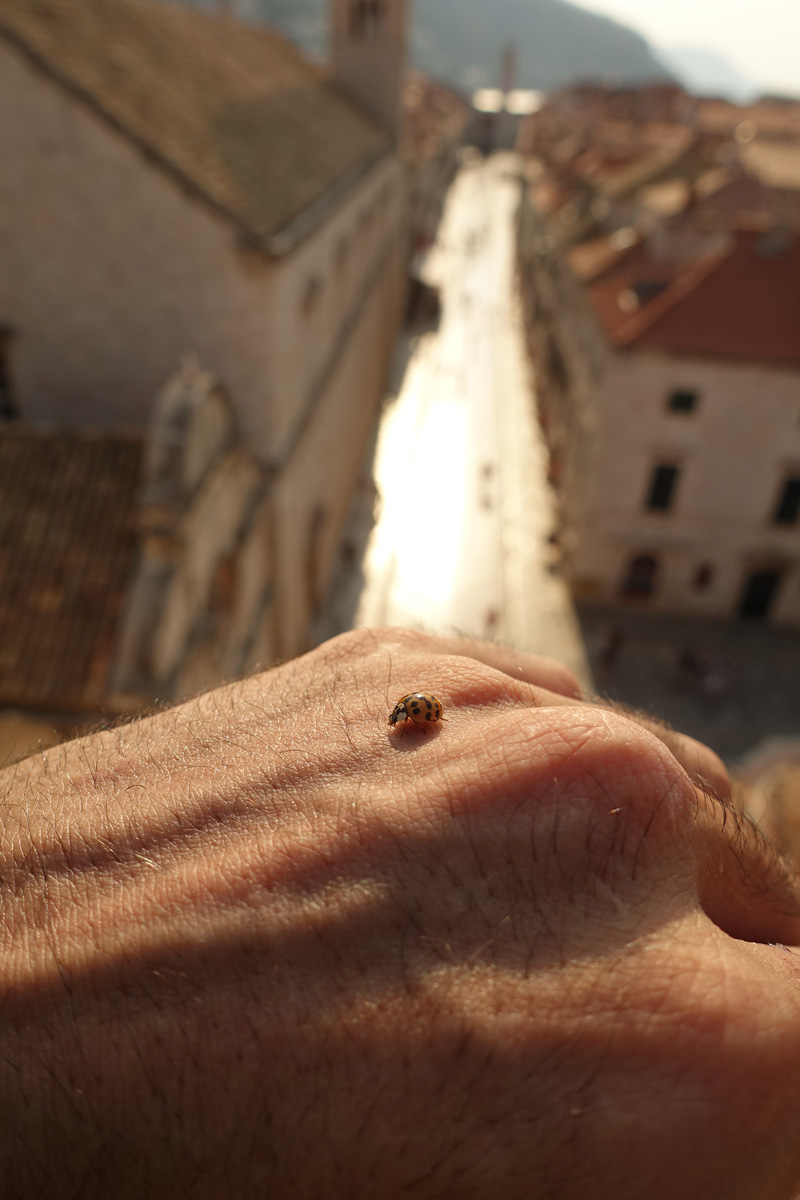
573, 0, 800, 96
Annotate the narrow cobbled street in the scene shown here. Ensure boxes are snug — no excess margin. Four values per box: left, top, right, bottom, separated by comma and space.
356, 154, 590, 686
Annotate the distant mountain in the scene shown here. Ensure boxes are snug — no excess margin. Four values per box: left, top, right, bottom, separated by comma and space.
408, 0, 673, 92
174, 0, 672, 92
655, 46, 759, 104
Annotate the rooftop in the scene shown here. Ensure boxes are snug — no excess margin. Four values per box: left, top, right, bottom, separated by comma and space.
0, 428, 143, 712
693, 174, 800, 232
739, 138, 800, 191
585, 229, 800, 367
0, 0, 390, 251
404, 73, 472, 165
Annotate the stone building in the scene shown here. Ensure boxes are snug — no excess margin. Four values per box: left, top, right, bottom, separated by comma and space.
0, 0, 413, 660
519, 83, 800, 626
521, 201, 800, 624
0, 362, 273, 763
332, 0, 409, 138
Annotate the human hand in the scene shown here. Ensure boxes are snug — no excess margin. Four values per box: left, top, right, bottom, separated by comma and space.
1, 628, 799, 1198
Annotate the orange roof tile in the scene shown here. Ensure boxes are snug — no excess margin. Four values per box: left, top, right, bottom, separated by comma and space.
0, 0, 390, 250
0, 428, 143, 711
566, 228, 639, 283
587, 230, 800, 367
693, 176, 800, 232
739, 139, 800, 191
403, 73, 471, 165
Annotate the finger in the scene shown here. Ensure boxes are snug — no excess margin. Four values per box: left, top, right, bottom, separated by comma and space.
326, 630, 729, 796
432, 636, 585, 700
371, 632, 728, 793
380, 636, 727, 792
693, 781, 800, 947
596, 702, 732, 799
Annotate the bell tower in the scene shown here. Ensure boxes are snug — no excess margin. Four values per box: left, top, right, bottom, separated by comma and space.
331, 0, 410, 140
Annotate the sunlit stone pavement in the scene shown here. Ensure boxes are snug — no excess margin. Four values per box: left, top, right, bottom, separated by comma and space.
353, 153, 591, 688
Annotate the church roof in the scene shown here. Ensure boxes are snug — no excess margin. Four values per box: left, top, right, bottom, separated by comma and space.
0, 0, 391, 252
0, 427, 143, 712
586, 230, 800, 368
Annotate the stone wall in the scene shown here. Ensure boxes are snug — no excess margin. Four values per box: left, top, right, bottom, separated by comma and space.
570, 351, 800, 623
272, 239, 408, 659
112, 363, 274, 702
0, 41, 405, 472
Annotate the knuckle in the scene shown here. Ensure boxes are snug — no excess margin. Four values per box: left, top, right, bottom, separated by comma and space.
315, 627, 438, 662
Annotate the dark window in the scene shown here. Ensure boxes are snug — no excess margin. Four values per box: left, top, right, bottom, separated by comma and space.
646, 464, 680, 512
621, 554, 658, 601
546, 334, 568, 392
633, 279, 668, 305
0, 329, 16, 420
692, 563, 715, 591
772, 477, 800, 525
668, 389, 697, 414
351, 0, 384, 38
757, 228, 791, 259
738, 568, 782, 620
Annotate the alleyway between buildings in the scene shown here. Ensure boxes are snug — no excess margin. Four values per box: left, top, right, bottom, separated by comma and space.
354, 154, 591, 687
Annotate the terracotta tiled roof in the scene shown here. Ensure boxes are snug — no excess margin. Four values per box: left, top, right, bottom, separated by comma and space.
403, 73, 471, 166
693, 176, 800, 232
586, 230, 800, 367
0, 428, 143, 711
0, 0, 390, 249
566, 228, 639, 283
739, 139, 800, 191
696, 98, 800, 139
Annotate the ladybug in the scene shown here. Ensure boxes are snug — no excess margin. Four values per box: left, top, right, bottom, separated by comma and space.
389, 693, 445, 735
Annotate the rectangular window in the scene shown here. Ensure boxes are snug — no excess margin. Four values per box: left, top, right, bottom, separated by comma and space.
667, 389, 697, 414
0, 331, 16, 420
773, 477, 800, 526
621, 554, 658, 600
646, 464, 680, 512
739, 568, 783, 620
351, 0, 384, 38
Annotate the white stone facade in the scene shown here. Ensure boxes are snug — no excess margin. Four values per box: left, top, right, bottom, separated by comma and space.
0, 40, 406, 463
568, 351, 800, 623
520, 190, 800, 626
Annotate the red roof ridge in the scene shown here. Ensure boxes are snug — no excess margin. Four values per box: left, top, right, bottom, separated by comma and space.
613, 246, 732, 349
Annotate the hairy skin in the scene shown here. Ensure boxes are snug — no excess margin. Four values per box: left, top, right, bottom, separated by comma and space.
0, 628, 799, 1199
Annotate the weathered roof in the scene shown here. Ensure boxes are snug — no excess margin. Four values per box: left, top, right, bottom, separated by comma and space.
693, 175, 800, 233
739, 138, 800, 191
0, 428, 143, 712
403, 73, 471, 167
566, 228, 640, 284
0, 0, 391, 250
586, 230, 800, 367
